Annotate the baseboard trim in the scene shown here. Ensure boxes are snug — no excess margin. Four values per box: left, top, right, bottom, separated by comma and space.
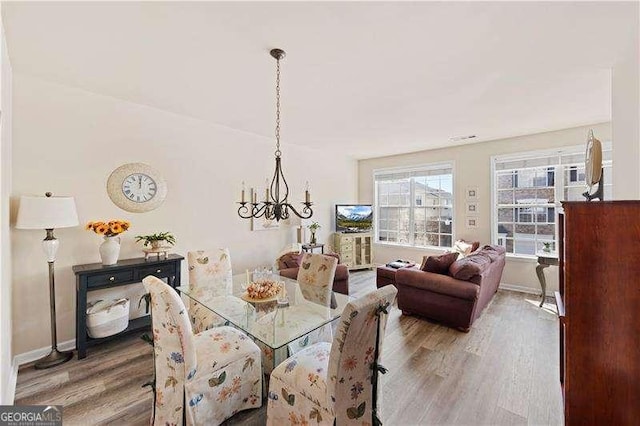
5, 358, 18, 404
13, 339, 76, 367
499, 282, 553, 297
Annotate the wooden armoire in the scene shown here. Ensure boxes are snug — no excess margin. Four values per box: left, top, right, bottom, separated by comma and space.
557, 201, 640, 425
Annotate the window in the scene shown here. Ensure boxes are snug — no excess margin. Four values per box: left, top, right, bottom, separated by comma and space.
375, 163, 454, 248
493, 145, 612, 256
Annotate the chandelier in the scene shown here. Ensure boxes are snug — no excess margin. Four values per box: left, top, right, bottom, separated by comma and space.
237, 48, 313, 222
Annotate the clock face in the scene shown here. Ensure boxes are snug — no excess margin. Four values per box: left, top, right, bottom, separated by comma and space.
122, 173, 157, 203
107, 163, 167, 213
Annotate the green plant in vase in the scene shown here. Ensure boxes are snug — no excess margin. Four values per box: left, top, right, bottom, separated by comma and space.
542, 242, 553, 253
135, 232, 176, 250
308, 222, 321, 244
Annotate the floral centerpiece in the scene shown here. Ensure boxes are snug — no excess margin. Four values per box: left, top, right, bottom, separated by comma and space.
245, 279, 283, 300
86, 220, 131, 237
86, 220, 131, 265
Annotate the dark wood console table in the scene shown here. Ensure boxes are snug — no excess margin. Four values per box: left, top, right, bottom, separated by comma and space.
73, 254, 184, 359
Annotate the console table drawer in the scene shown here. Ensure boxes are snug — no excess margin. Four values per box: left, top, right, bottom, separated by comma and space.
87, 270, 134, 288
137, 264, 175, 280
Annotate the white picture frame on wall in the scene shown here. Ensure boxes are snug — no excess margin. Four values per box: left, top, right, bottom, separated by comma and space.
466, 217, 478, 229
466, 202, 479, 215
466, 186, 479, 201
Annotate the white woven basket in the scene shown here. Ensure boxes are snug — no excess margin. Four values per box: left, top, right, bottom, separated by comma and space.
86, 298, 130, 338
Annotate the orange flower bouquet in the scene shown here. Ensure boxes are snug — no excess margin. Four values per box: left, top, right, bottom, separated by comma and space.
86, 220, 131, 237
86, 220, 131, 265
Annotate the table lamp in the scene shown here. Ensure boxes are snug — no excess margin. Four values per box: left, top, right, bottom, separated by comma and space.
16, 192, 79, 368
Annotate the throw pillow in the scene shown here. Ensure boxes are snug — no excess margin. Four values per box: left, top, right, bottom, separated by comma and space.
421, 252, 459, 275
449, 252, 492, 280
279, 252, 302, 269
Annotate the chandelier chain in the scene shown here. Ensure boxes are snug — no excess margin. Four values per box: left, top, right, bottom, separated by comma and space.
275, 58, 282, 157
237, 48, 313, 222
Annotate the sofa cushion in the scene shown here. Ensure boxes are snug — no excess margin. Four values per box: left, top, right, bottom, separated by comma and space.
396, 268, 480, 301
421, 252, 459, 275
449, 252, 493, 281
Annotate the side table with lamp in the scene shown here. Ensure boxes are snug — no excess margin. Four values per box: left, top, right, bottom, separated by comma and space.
15, 192, 79, 369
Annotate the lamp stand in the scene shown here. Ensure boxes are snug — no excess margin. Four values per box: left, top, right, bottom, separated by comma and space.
35, 229, 73, 369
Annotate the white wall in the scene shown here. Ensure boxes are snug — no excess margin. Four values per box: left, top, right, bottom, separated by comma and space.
612, 37, 640, 199
358, 123, 612, 294
11, 74, 357, 356
0, 3, 13, 404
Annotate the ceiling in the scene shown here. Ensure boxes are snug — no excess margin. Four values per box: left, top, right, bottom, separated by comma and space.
3, 2, 637, 159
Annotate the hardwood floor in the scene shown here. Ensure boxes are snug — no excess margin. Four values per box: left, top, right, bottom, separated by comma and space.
15, 270, 563, 425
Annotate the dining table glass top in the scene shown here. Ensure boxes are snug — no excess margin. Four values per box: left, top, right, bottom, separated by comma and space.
177, 273, 352, 350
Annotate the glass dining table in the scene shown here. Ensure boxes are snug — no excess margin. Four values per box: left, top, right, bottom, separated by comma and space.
177, 273, 352, 376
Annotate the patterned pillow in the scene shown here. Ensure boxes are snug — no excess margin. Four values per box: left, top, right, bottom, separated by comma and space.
451, 240, 480, 258
420, 252, 459, 275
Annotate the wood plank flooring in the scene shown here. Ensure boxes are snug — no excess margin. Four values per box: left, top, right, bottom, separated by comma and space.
15, 270, 563, 425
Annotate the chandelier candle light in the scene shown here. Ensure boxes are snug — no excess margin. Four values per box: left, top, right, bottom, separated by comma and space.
237, 48, 313, 222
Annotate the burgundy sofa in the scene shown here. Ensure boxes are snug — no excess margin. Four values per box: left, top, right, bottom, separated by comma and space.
395, 245, 506, 331
277, 252, 350, 295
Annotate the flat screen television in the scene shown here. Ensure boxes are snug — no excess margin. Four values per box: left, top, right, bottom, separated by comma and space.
336, 204, 373, 233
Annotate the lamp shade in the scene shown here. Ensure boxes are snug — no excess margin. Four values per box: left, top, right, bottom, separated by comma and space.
16, 195, 79, 229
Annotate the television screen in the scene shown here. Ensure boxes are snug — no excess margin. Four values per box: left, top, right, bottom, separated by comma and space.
336, 205, 373, 233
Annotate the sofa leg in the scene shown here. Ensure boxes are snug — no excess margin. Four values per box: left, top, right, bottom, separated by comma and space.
401, 311, 413, 316
457, 326, 470, 333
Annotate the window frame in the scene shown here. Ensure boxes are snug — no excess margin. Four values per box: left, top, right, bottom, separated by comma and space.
373, 161, 455, 249
491, 143, 612, 259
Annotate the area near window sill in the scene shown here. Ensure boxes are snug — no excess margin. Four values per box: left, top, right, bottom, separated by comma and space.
374, 242, 450, 252
505, 253, 539, 262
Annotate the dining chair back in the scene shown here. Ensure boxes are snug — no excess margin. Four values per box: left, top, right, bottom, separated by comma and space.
187, 249, 232, 333
296, 253, 337, 307
144, 275, 262, 426
266, 285, 397, 425
143, 276, 196, 425
328, 284, 397, 424
288, 253, 338, 355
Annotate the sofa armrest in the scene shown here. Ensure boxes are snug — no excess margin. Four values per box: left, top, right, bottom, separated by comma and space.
396, 268, 479, 301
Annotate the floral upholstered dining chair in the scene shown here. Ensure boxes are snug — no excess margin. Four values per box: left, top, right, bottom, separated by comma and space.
187, 249, 233, 334
287, 253, 338, 355
143, 276, 262, 426
266, 285, 398, 426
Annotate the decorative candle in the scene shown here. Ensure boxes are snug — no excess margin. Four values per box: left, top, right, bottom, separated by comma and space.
246, 269, 250, 285
241, 181, 246, 203
305, 181, 311, 203
265, 178, 270, 202
252, 190, 257, 204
